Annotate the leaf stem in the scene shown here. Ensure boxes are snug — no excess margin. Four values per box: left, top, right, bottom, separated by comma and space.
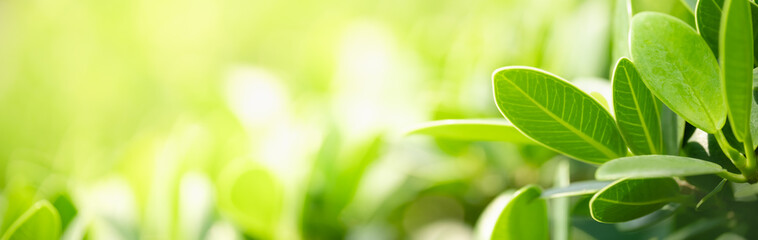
717, 171, 748, 183
742, 134, 757, 182
714, 130, 747, 170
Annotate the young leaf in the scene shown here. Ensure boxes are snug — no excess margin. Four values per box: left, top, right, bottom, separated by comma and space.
1, 200, 61, 240
696, 0, 725, 55
541, 180, 613, 199
493, 67, 626, 164
595, 155, 726, 180
721, 0, 755, 141
631, 12, 726, 133
590, 178, 681, 223
612, 58, 663, 155
405, 119, 534, 144
490, 185, 548, 240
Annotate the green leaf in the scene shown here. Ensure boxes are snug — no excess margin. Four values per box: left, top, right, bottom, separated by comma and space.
612, 0, 633, 60
1, 200, 61, 240
631, 12, 726, 133
696, 0, 725, 56
589, 178, 681, 223
493, 67, 626, 164
218, 163, 283, 239
490, 185, 548, 240
612, 58, 663, 155
405, 119, 534, 144
721, 0, 755, 141
541, 181, 613, 199
595, 155, 726, 180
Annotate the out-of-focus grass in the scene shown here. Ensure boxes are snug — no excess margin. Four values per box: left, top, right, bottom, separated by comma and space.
0, 0, 627, 239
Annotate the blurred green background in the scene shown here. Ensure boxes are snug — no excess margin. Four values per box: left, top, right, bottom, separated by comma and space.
0, 0, 695, 239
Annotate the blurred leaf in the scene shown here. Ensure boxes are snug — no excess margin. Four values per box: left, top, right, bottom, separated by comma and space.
631, 12, 725, 133
405, 119, 534, 144
720, 0, 755, 141
596, 155, 726, 180
475, 190, 514, 240
616, 203, 679, 231
633, 0, 698, 27
681, 0, 699, 11
665, 218, 728, 240
218, 164, 282, 239
0, 200, 61, 240
589, 178, 680, 223
0, 181, 36, 232
551, 159, 570, 240
493, 67, 625, 164
612, 58, 663, 155
51, 194, 77, 232
696, 0, 725, 55
716, 233, 747, 240
612, 0, 633, 60
490, 185, 548, 240
541, 181, 613, 199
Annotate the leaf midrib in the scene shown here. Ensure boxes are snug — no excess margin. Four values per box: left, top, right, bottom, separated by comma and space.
501, 75, 620, 159
622, 66, 660, 153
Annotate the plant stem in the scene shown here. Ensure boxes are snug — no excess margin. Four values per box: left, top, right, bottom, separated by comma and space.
717, 171, 748, 183
742, 134, 757, 182
714, 130, 747, 170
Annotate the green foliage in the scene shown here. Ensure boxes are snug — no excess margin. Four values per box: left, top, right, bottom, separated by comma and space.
611, 58, 663, 155
1, 200, 61, 240
493, 67, 626, 164
412, 0, 758, 238
406, 119, 533, 144
631, 12, 725, 133
595, 155, 728, 180
488, 185, 548, 240
720, 0, 755, 141
589, 178, 681, 223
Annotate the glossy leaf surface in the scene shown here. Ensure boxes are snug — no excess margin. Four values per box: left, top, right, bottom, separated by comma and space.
1, 200, 61, 240
590, 178, 681, 223
406, 119, 534, 144
493, 67, 625, 164
490, 185, 548, 240
631, 12, 725, 133
612, 58, 663, 155
596, 155, 726, 180
721, 0, 755, 141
